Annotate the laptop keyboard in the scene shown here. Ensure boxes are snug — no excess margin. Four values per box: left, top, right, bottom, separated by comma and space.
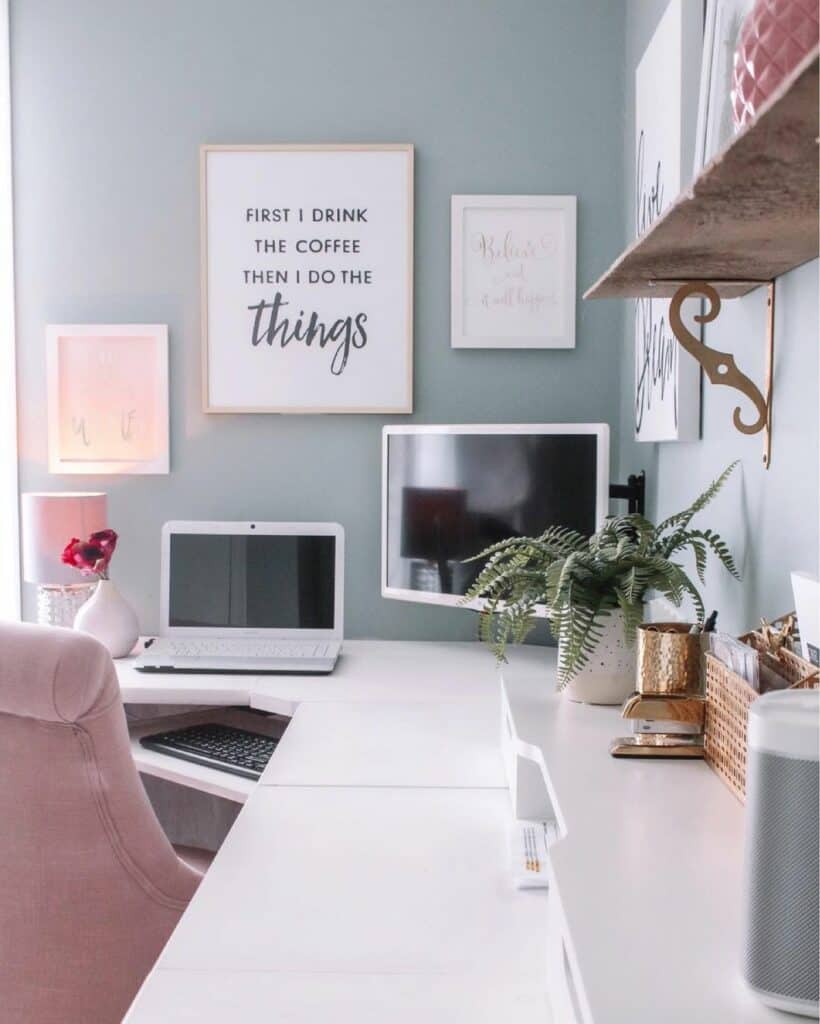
165, 639, 331, 659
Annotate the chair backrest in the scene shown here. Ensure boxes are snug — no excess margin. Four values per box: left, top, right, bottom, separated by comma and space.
0, 621, 202, 1024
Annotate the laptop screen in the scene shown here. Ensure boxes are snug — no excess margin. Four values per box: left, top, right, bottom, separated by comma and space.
168, 533, 336, 630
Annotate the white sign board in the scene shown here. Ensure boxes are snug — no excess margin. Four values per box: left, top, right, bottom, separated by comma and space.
201, 145, 414, 413
46, 324, 169, 474
634, 0, 702, 442
451, 195, 576, 349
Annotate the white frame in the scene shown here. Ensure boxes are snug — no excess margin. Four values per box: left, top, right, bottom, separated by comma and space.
380, 423, 610, 609
160, 520, 345, 641
451, 194, 577, 350
200, 143, 414, 414
46, 323, 170, 474
0, 0, 18, 617
634, 0, 702, 443
693, 0, 755, 174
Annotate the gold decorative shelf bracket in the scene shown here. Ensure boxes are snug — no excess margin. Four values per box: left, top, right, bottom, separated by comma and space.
668, 281, 775, 469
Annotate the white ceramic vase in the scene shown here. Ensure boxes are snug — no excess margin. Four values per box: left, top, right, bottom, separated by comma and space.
73, 579, 139, 659
559, 609, 637, 706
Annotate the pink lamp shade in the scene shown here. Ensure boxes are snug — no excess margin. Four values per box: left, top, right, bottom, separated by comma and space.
21, 492, 108, 584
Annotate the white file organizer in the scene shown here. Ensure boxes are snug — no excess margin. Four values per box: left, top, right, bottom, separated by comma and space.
500, 675, 559, 890
499, 676, 587, 1024
500, 677, 556, 822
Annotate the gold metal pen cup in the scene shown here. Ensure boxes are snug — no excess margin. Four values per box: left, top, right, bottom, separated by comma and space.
636, 623, 702, 696
610, 623, 705, 758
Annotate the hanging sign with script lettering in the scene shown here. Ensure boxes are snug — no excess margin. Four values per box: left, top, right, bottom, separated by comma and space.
201, 145, 413, 413
451, 195, 576, 349
634, 0, 702, 442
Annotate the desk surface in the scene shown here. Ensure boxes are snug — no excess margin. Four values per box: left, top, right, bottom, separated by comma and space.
502, 647, 788, 1024
122, 640, 518, 800
118, 640, 507, 713
122, 641, 552, 1023
127, 969, 551, 1024
122, 640, 785, 1024
260, 699, 506, 789
149, 786, 546, 976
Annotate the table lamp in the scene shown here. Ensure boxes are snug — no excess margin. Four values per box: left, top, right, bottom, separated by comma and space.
21, 491, 108, 626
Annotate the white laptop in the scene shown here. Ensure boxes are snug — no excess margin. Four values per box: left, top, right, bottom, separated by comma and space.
135, 521, 344, 674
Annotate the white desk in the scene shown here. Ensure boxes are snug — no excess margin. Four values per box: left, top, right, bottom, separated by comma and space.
122, 641, 551, 1023
501, 647, 789, 1024
117, 640, 507, 714
147, 786, 546, 975
121, 640, 784, 1023
122, 640, 515, 799
260, 699, 506, 788
126, 970, 551, 1023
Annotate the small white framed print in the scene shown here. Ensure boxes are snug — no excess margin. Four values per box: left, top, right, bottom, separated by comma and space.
201, 143, 414, 414
694, 0, 755, 175
450, 194, 576, 349
46, 324, 169, 474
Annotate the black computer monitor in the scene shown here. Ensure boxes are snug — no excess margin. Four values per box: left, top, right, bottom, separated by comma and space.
381, 424, 609, 607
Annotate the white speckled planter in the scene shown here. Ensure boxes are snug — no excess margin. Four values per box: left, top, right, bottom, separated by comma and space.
560, 610, 637, 706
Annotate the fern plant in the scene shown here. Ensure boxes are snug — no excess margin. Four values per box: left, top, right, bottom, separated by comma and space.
462, 463, 740, 687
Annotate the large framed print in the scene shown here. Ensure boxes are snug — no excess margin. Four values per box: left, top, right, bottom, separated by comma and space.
201, 144, 414, 413
46, 324, 169, 474
634, 0, 702, 442
451, 194, 576, 349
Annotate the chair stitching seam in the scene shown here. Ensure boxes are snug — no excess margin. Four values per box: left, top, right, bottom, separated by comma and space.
76, 724, 192, 911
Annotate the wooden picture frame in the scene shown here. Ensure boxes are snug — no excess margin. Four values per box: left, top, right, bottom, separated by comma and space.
46, 324, 169, 474
450, 194, 577, 349
200, 143, 414, 414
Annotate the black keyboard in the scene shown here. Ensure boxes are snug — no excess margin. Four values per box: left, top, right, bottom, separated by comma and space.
140, 723, 279, 780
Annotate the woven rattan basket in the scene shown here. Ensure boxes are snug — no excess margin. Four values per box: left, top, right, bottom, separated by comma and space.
703, 632, 819, 802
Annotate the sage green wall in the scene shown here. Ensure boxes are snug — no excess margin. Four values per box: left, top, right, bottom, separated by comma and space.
620, 1, 819, 634
12, 0, 627, 636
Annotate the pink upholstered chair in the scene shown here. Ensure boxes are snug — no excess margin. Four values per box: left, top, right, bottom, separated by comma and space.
0, 622, 210, 1024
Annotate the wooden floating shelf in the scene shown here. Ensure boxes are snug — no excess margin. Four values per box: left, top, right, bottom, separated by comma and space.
585, 46, 819, 300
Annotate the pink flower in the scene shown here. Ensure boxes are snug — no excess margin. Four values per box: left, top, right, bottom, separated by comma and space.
61, 529, 118, 579
89, 529, 117, 559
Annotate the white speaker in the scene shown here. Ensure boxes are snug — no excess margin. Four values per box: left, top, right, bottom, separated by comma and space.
743, 689, 819, 1017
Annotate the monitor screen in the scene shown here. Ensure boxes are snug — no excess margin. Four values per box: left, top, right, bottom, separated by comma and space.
383, 426, 607, 604
168, 533, 336, 629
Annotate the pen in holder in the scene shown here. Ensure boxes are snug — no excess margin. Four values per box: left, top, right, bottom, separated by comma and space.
610, 623, 706, 758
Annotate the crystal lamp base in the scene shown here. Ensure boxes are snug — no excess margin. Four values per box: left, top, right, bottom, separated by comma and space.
36, 583, 96, 628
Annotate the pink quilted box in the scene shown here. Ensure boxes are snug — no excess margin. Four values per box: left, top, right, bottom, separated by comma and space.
732, 0, 819, 127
